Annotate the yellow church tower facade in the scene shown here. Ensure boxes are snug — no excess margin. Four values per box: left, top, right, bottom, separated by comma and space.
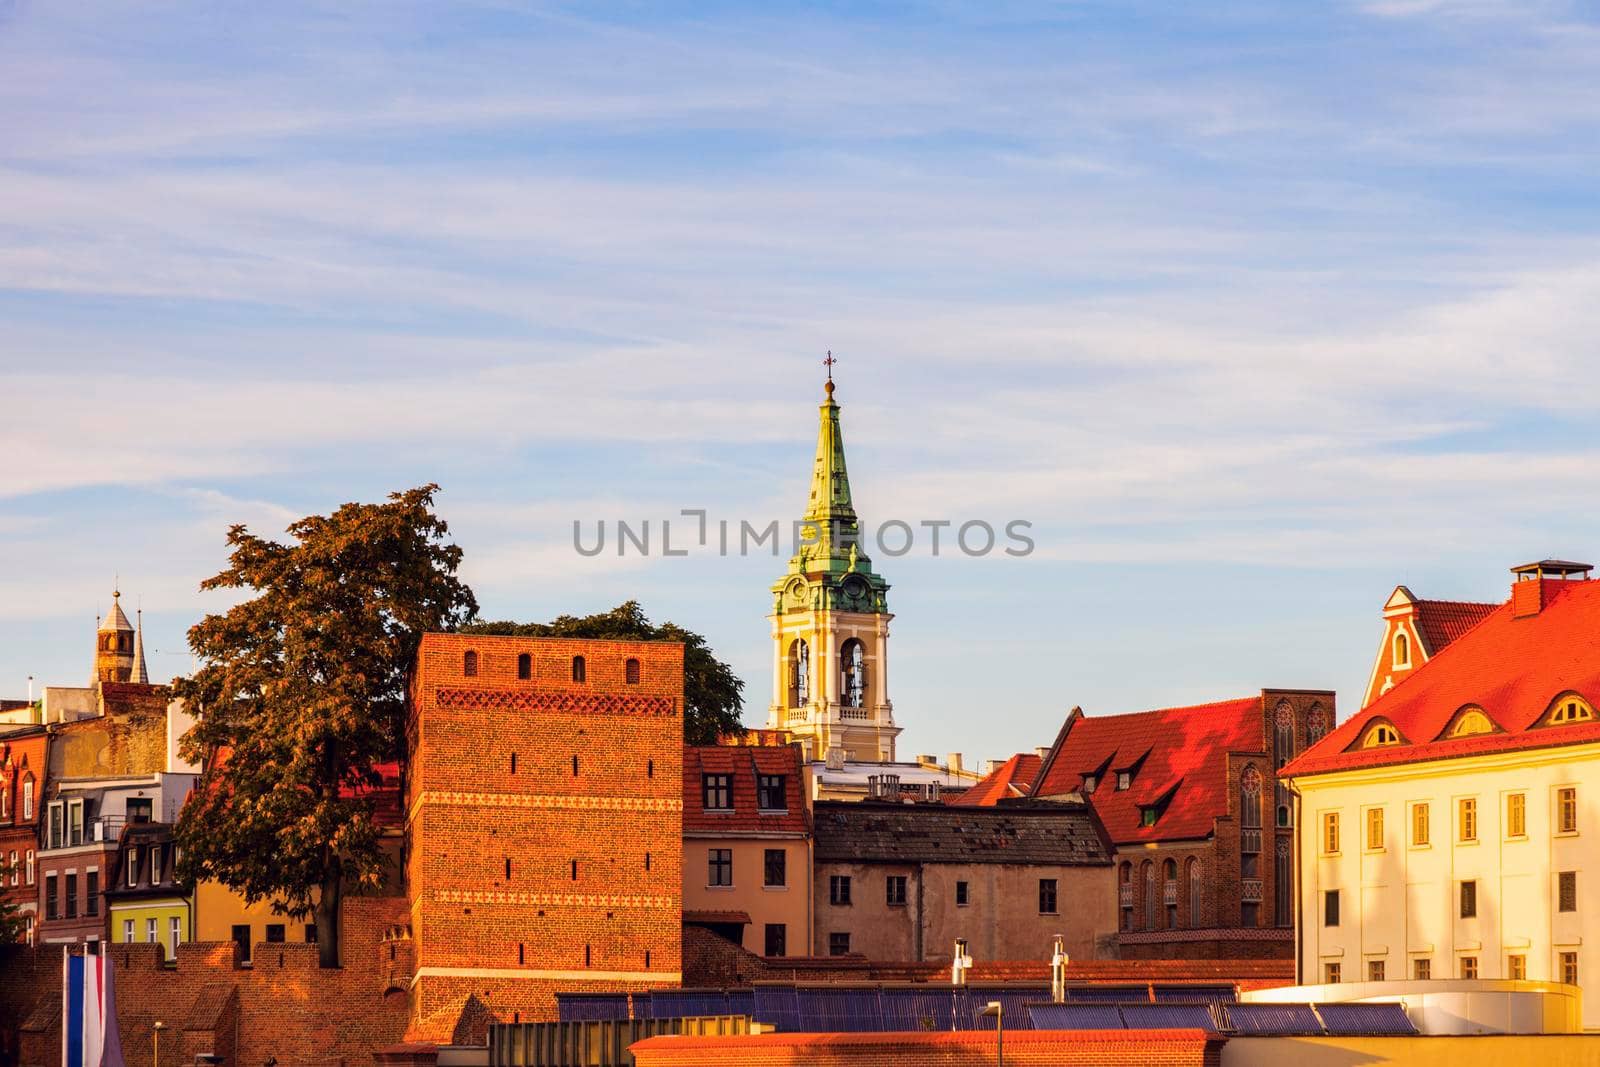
767, 375, 899, 763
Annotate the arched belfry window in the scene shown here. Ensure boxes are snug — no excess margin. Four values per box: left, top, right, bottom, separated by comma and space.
787, 639, 810, 707
571, 656, 586, 683
841, 639, 867, 708
463, 650, 478, 677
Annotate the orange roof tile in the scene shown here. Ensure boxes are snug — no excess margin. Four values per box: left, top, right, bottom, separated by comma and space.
1412, 599, 1498, 656
683, 743, 808, 835
1286, 578, 1600, 777
1032, 698, 1263, 843
949, 753, 1040, 807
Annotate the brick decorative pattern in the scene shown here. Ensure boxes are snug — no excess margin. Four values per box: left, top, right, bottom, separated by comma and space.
408, 633, 686, 1041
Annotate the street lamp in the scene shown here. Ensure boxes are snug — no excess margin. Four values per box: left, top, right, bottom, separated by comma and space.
979, 1000, 1004, 1066
152, 1021, 165, 1067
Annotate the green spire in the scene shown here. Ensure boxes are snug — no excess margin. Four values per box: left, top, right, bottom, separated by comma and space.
772, 378, 890, 616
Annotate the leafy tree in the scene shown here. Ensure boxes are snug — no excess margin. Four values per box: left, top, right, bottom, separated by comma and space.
175, 485, 477, 966
465, 601, 745, 744
0, 853, 22, 944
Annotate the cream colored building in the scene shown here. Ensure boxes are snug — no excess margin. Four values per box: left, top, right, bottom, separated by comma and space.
1285, 562, 1600, 1029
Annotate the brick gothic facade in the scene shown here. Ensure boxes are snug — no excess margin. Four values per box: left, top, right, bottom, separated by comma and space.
405, 633, 685, 1041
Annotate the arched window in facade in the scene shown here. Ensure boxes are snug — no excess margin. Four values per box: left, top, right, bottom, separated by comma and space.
516, 653, 531, 680
840, 639, 867, 708
1142, 860, 1157, 931
1163, 859, 1178, 929
1187, 858, 1204, 927
1393, 630, 1410, 667
1361, 722, 1400, 748
787, 639, 810, 707
1118, 861, 1133, 931
571, 656, 586, 683
1274, 837, 1293, 927
1273, 702, 1295, 827
1306, 703, 1329, 745
463, 650, 478, 677
1240, 764, 1262, 829
625, 658, 641, 685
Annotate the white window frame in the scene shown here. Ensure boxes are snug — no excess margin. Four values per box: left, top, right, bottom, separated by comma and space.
169, 916, 182, 959
127, 847, 140, 887
22, 778, 32, 820
46, 801, 63, 849
67, 799, 84, 846
25, 849, 34, 885
122, 919, 134, 943
6, 850, 14, 886
146, 917, 157, 943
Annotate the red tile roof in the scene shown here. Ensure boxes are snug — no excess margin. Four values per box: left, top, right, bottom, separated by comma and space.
949, 753, 1040, 807
1032, 698, 1263, 843
1412, 599, 1498, 656
683, 743, 808, 835
1285, 578, 1600, 777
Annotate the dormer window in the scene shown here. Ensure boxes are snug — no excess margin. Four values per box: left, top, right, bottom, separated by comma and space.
1082, 775, 1097, 794
1548, 693, 1595, 725
1362, 722, 1401, 748
1393, 631, 1410, 668
1116, 771, 1131, 791
1445, 707, 1496, 738
702, 774, 732, 811
1140, 807, 1157, 827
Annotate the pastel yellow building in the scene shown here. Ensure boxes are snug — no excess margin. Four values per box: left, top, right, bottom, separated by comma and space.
1285, 562, 1600, 1029
105, 822, 191, 960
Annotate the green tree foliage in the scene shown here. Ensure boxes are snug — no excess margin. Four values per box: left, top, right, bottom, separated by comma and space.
0, 853, 22, 943
465, 601, 745, 744
174, 485, 477, 966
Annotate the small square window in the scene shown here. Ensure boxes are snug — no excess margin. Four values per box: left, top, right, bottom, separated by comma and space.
702, 774, 732, 811
757, 775, 787, 811
1413, 958, 1431, 980
886, 875, 908, 907
265, 924, 286, 943
1508, 954, 1526, 980
1560, 951, 1579, 985
1459, 956, 1478, 980
1367, 959, 1385, 982
828, 932, 851, 956
1324, 962, 1341, 984
1116, 771, 1131, 790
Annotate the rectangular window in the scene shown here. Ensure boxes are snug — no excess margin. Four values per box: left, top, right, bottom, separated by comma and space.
44, 874, 57, 920
1039, 878, 1058, 915
1324, 962, 1341, 983
756, 775, 787, 811
763, 848, 786, 888
1460, 956, 1478, 979
1506, 793, 1526, 838
265, 923, 285, 943
1559, 870, 1577, 912
169, 916, 182, 960
68, 801, 84, 846
886, 875, 908, 907
701, 774, 732, 811
764, 923, 786, 957
829, 875, 851, 906
1324, 889, 1340, 927
1413, 958, 1431, 980
146, 917, 157, 943
1458, 798, 1477, 842
304, 924, 317, 943
1558, 787, 1578, 833
955, 881, 969, 906
231, 924, 251, 963
127, 847, 140, 887
1412, 803, 1430, 846
126, 797, 153, 823
1508, 954, 1526, 980
1366, 807, 1384, 850
1241, 901, 1260, 927
65, 873, 77, 919
707, 848, 733, 887
123, 919, 135, 944
1322, 812, 1340, 854
1561, 951, 1579, 985
85, 871, 98, 917
26, 850, 34, 885
1460, 880, 1477, 919
1368, 959, 1386, 982
829, 932, 851, 956
48, 803, 63, 849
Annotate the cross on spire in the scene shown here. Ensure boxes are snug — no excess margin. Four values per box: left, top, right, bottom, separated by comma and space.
823, 350, 837, 380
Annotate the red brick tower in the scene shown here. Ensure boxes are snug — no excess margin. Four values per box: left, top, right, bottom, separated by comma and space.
406, 634, 685, 1039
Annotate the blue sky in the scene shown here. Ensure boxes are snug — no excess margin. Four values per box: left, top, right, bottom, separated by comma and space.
4, 1, 1600, 764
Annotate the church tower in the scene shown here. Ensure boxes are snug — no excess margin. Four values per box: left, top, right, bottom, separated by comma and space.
94, 589, 136, 685
767, 373, 899, 762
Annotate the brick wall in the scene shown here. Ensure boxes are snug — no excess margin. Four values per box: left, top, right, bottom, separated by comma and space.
14, 896, 410, 1067
407, 634, 685, 1040
629, 1028, 1224, 1067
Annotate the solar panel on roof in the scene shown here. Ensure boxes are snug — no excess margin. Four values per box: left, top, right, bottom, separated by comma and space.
1152, 983, 1236, 1004
796, 987, 884, 1033
651, 990, 729, 1019
879, 988, 958, 1031
964, 989, 1039, 1031
752, 986, 800, 1031
555, 992, 630, 1021
1119, 1002, 1221, 1031
1068, 985, 1149, 1003
1314, 1002, 1417, 1035
1028, 1003, 1126, 1030
629, 992, 653, 1020
1224, 1002, 1324, 1035
726, 990, 756, 1019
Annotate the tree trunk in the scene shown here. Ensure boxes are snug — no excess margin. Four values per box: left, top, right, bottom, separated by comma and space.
316, 868, 343, 968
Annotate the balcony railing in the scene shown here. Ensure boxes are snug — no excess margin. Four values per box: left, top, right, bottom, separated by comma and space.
46, 815, 125, 851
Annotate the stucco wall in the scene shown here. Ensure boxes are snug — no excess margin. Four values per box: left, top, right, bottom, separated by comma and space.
684, 837, 810, 955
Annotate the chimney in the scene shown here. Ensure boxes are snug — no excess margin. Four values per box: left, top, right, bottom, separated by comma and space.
985, 759, 1004, 775
946, 752, 963, 775
1511, 560, 1592, 618
1034, 746, 1051, 761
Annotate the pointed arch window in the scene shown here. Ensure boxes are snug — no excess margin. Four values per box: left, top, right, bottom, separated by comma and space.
1187, 858, 1204, 927
463, 650, 478, 677
1142, 861, 1157, 931
787, 639, 810, 708
625, 658, 641, 685
1240, 765, 1263, 829
1273, 702, 1295, 827
840, 639, 867, 709
1306, 703, 1329, 745
1393, 630, 1410, 667
516, 653, 531, 681
1274, 838, 1292, 927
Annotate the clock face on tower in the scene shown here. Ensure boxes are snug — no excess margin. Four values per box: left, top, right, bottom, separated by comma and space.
785, 577, 808, 607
